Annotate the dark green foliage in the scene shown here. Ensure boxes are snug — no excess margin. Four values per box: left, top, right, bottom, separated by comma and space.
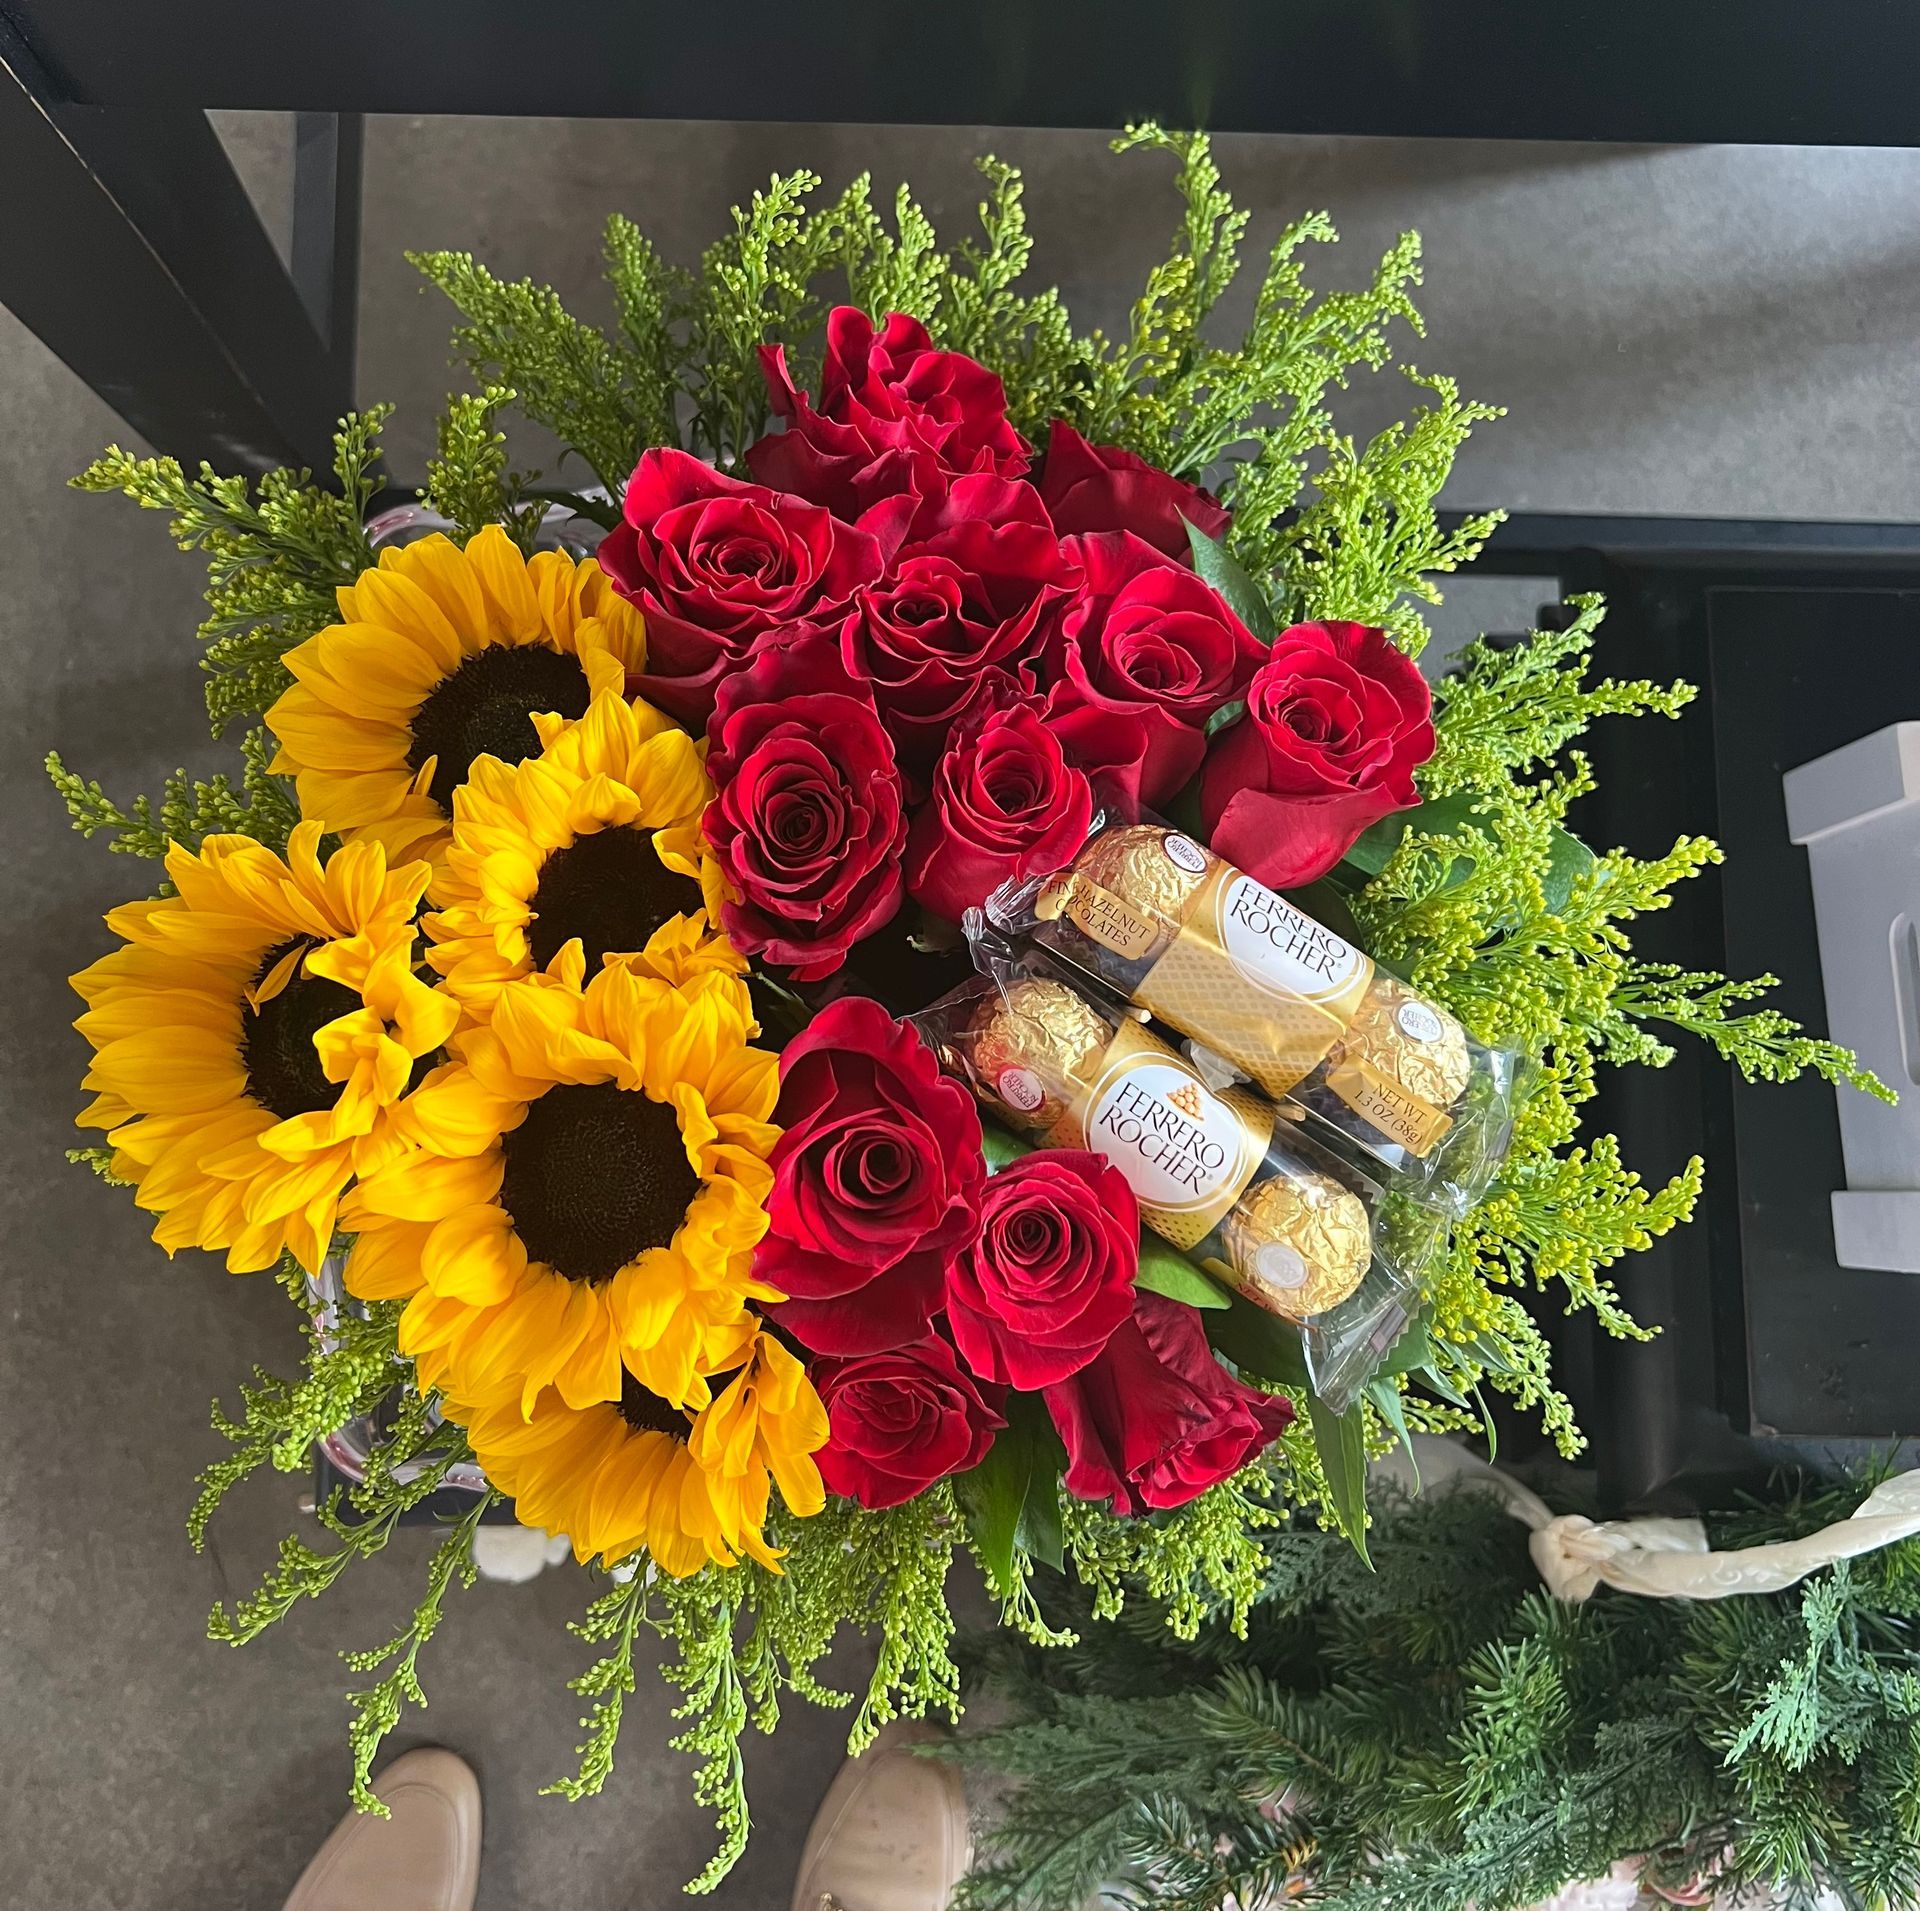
958, 1477, 1920, 1911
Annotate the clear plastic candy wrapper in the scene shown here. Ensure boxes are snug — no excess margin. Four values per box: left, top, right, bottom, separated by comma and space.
914, 941, 1444, 1412
984, 806, 1526, 1216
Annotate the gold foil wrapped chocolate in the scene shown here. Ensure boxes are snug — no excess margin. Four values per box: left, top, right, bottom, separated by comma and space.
1319, 974, 1473, 1156
1336, 974, 1472, 1110
1217, 1166, 1372, 1321
968, 975, 1113, 1131
1074, 823, 1208, 922
1039, 824, 1211, 969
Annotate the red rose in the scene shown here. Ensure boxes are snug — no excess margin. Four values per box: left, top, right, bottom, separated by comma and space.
760, 997, 985, 1355
1045, 532, 1265, 807
599, 448, 885, 723
842, 477, 1078, 783
945, 1150, 1139, 1390
748, 307, 1032, 540
1037, 421, 1230, 560
903, 701, 1094, 924
1200, 619, 1435, 888
1044, 1291, 1293, 1515
704, 636, 906, 980
813, 1336, 1006, 1510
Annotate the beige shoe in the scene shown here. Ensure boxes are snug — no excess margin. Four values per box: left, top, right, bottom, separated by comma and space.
790, 1720, 970, 1911
282, 1747, 481, 1911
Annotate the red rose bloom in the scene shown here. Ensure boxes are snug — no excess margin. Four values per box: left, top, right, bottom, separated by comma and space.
842, 477, 1078, 783
1044, 1291, 1293, 1515
813, 1336, 1006, 1510
1045, 531, 1265, 807
1037, 421, 1230, 560
748, 307, 1032, 539
1200, 619, 1435, 888
945, 1150, 1139, 1390
704, 636, 906, 980
599, 448, 885, 723
903, 701, 1094, 924
760, 997, 985, 1355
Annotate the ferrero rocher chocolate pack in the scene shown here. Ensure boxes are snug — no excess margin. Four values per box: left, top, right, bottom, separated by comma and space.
916, 952, 1436, 1411
986, 812, 1522, 1215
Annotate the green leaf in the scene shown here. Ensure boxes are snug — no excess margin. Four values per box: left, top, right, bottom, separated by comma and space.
1343, 794, 1596, 917
1205, 1292, 1310, 1389
1205, 698, 1246, 739
1016, 1423, 1067, 1574
1306, 1392, 1371, 1565
1539, 825, 1599, 916
1342, 791, 1488, 878
1377, 1316, 1435, 1379
1364, 1377, 1419, 1489
957, 1399, 1066, 1593
1162, 777, 1207, 841
1282, 877, 1364, 948
980, 1119, 1032, 1172
1137, 1238, 1231, 1310
1185, 519, 1276, 640
957, 1430, 1029, 1601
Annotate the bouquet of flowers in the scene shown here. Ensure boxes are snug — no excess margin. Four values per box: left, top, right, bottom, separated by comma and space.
48, 127, 1882, 1888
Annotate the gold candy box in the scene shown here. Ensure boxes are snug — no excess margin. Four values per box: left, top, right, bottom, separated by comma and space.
917, 954, 1436, 1411
985, 813, 1523, 1216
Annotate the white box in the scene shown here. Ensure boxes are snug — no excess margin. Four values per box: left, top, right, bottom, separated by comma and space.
1784, 723, 1920, 1271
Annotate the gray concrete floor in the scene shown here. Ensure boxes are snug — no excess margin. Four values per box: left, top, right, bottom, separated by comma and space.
5, 118, 1920, 1910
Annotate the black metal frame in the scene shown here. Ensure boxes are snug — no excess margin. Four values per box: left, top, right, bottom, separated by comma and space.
0, 15, 360, 474
13, 1, 1920, 141
6, 0, 1920, 481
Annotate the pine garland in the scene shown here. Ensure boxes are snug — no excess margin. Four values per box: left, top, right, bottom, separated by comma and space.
957, 1474, 1920, 1911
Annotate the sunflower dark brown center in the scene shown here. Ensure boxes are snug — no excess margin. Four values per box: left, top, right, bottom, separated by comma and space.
528, 825, 705, 974
617, 1368, 691, 1438
242, 940, 358, 1120
498, 1082, 701, 1284
406, 643, 593, 815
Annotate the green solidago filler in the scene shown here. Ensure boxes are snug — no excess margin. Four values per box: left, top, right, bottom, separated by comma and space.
956, 1473, 1920, 1911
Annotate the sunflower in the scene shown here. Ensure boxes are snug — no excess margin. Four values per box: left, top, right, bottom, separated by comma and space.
443, 1330, 826, 1575
423, 688, 739, 1016
71, 822, 457, 1274
265, 526, 646, 866
342, 958, 781, 1415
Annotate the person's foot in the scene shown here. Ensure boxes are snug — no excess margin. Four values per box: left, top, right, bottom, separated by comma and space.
281, 1747, 481, 1911
790, 1720, 970, 1911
